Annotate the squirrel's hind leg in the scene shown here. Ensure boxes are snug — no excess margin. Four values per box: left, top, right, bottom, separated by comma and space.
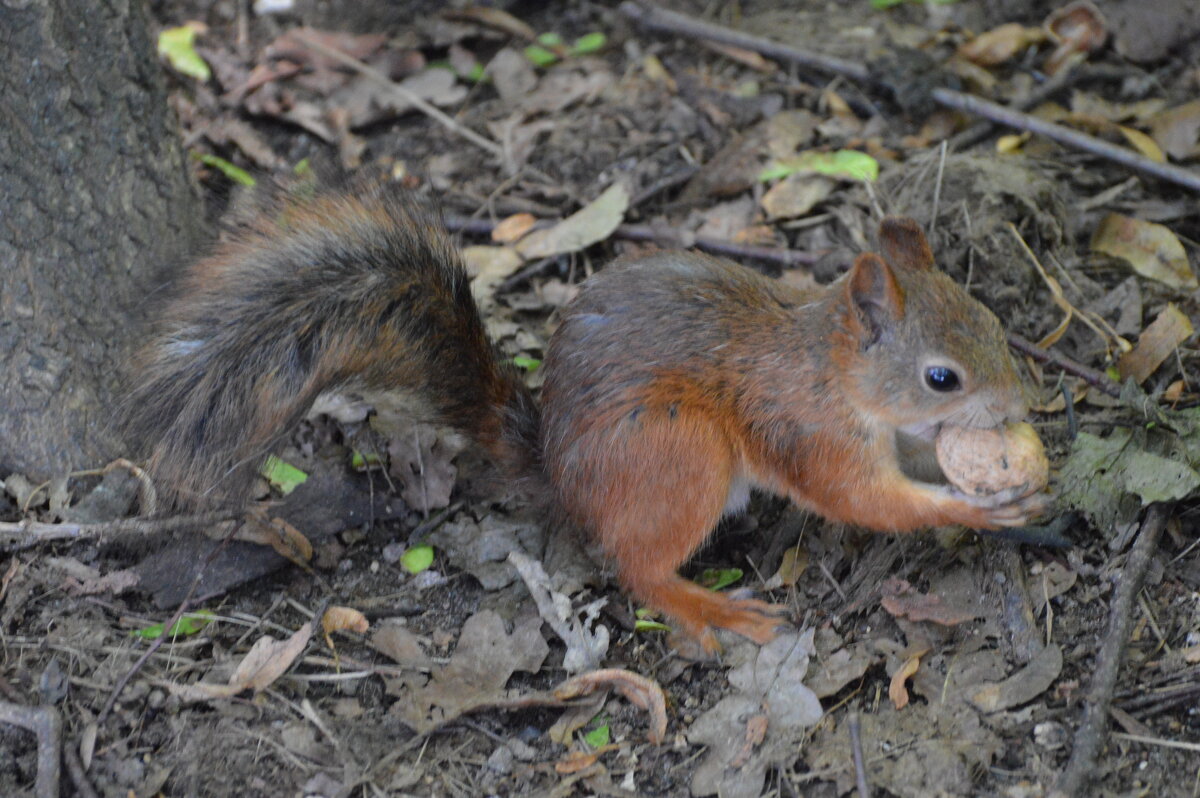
569, 407, 792, 651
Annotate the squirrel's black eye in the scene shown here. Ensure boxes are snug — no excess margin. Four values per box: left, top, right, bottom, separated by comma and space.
924, 365, 961, 392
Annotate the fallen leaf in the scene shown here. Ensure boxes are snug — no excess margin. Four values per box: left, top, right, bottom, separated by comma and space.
969, 644, 1063, 712
516, 181, 630, 260
1091, 213, 1198, 291
1149, 100, 1200, 160
889, 654, 921, 710
760, 173, 835, 220
958, 23, 1047, 67
322, 606, 369, 637
555, 669, 667, 744
385, 422, 467, 513
1117, 303, 1194, 383
509, 551, 609, 673
370, 621, 429, 668
232, 622, 314, 691
880, 578, 982, 626
492, 213, 538, 244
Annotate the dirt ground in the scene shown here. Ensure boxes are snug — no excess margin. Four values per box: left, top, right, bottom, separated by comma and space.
3, 1, 1200, 796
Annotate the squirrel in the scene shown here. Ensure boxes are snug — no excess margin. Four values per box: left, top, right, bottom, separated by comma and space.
126, 182, 1047, 652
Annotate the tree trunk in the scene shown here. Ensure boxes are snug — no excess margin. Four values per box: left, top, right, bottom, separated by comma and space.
0, 0, 204, 480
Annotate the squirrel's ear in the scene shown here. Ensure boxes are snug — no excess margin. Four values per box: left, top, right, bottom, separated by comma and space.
846, 252, 904, 345
878, 216, 934, 272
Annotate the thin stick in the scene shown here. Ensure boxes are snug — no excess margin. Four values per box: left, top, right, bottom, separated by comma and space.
618, 2, 1200, 194
294, 33, 503, 158
1006, 332, 1122, 398
848, 711, 870, 798
1051, 504, 1169, 798
0, 702, 61, 798
0, 511, 241, 552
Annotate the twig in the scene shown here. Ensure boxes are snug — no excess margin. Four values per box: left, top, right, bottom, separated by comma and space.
0, 510, 241, 552
618, 2, 1200, 194
848, 711, 870, 798
293, 32, 503, 158
1006, 332, 1122, 398
0, 701, 61, 798
932, 89, 1200, 193
1051, 504, 1170, 798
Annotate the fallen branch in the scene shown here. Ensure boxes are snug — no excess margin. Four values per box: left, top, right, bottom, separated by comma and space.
0, 511, 241, 552
0, 702, 61, 798
1051, 504, 1170, 798
618, 2, 1200, 193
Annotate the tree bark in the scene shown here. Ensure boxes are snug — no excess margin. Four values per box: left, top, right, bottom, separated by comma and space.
0, 0, 204, 480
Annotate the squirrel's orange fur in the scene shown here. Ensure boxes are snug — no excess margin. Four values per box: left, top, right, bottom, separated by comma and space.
127, 184, 1045, 652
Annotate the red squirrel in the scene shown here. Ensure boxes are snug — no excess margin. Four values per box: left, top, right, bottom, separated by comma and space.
126, 183, 1046, 651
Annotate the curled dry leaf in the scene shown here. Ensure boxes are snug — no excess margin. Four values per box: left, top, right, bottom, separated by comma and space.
554, 668, 668, 744
322, 606, 369, 637
889, 654, 922, 710
969, 644, 1063, 712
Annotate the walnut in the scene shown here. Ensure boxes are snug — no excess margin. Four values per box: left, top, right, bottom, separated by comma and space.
935, 422, 1049, 496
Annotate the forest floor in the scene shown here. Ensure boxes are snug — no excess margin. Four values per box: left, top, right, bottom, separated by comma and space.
3, 1, 1200, 796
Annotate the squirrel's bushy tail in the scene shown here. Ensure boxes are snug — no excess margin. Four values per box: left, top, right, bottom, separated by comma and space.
124, 184, 538, 511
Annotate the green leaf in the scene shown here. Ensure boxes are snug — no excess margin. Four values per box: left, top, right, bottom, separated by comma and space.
401, 544, 435, 574
583, 719, 611, 748
197, 153, 256, 186
512, 355, 541, 372
870, 0, 907, 8
698, 568, 744, 591
261, 455, 308, 495
293, 158, 312, 176
634, 608, 671, 633
524, 45, 559, 67
133, 610, 216, 640
537, 32, 564, 47
350, 450, 383, 470
759, 150, 879, 183
571, 32, 607, 55
158, 25, 212, 81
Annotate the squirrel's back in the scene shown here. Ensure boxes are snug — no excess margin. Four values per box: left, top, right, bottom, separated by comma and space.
125, 184, 536, 510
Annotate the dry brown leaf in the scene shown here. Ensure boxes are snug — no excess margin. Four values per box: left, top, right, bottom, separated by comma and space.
728, 713, 770, 768
889, 654, 921, 710
1149, 100, 1200, 160
1117, 303, 1195, 384
958, 23, 1047, 67
555, 751, 600, 775
231, 623, 314, 691
516, 182, 629, 260
555, 668, 668, 744
1117, 126, 1165, 162
444, 7, 536, 41
1091, 214, 1198, 291
880, 578, 982, 626
700, 40, 777, 72
760, 174, 835, 221
491, 213, 538, 244
641, 54, 676, 92
370, 621, 430, 667
322, 606, 369, 637
969, 644, 1063, 712
1183, 643, 1200, 664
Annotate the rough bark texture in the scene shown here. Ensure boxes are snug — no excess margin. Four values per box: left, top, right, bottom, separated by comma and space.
0, 0, 204, 480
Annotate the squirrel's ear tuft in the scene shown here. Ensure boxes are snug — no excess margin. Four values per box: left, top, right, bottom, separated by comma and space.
878, 217, 934, 272
846, 252, 904, 346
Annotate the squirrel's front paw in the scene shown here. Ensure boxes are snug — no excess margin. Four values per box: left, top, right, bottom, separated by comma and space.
944, 484, 1052, 528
